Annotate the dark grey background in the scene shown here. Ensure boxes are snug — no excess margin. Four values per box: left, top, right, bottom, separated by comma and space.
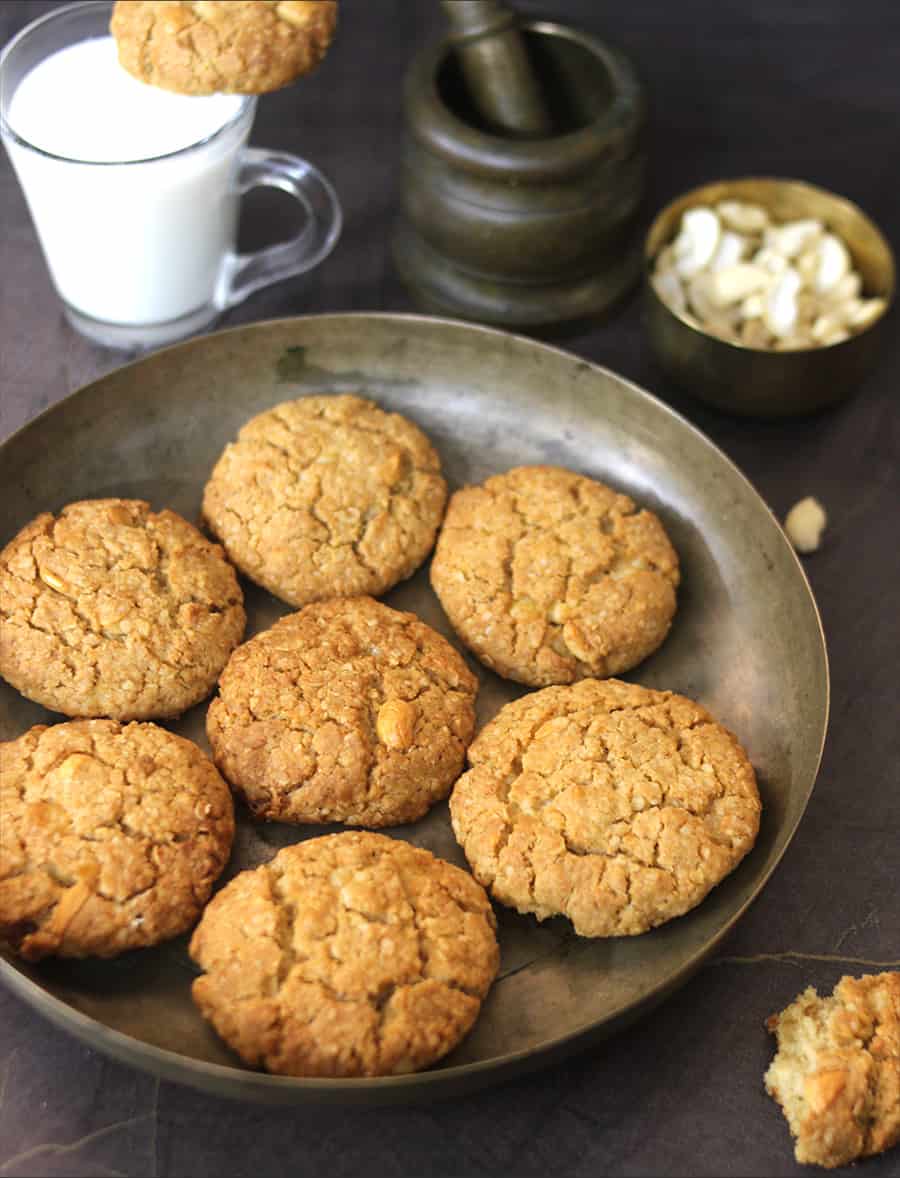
1, 2, 898, 1175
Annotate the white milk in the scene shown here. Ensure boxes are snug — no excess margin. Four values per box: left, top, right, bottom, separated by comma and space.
5, 37, 250, 325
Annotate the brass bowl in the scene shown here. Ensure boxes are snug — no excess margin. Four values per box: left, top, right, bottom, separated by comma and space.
643, 177, 896, 418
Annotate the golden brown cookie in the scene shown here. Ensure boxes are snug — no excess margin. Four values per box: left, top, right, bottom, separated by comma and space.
202, 395, 447, 608
111, 1, 337, 95
430, 465, 680, 687
0, 499, 245, 721
207, 596, 478, 826
189, 832, 499, 1077
0, 720, 234, 961
450, 678, 760, 937
765, 973, 900, 1169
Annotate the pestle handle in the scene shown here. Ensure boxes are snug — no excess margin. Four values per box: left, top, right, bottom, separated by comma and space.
440, 0, 554, 138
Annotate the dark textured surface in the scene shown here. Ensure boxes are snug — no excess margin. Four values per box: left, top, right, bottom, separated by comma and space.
0, 1, 898, 1175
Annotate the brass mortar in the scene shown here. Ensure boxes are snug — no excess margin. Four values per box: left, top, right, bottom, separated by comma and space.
393, 20, 647, 327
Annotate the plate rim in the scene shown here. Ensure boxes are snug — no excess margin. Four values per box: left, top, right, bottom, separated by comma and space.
0, 311, 830, 1101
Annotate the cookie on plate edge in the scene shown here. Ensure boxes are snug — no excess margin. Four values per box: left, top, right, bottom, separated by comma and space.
189, 832, 499, 1077
450, 678, 761, 937
0, 719, 234, 961
0, 499, 245, 720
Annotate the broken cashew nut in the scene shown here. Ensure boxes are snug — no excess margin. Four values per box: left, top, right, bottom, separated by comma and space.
784, 497, 827, 554
376, 698, 417, 750
652, 200, 886, 351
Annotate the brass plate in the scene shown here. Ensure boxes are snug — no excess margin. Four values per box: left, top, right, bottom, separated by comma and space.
0, 314, 828, 1104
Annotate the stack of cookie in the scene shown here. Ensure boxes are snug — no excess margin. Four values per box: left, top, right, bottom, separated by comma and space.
3, 387, 893, 1162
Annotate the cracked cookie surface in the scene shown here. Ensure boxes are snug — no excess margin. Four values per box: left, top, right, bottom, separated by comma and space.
765, 972, 900, 1169
449, 678, 760, 937
111, 1, 337, 95
202, 395, 447, 608
207, 596, 478, 826
189, 831, 499, 1077
0, 719, 234, 961
0, 499, 245, 720
430, 465, 680, 687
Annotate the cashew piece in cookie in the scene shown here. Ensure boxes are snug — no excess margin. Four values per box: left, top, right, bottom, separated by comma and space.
376, 699, 417, 750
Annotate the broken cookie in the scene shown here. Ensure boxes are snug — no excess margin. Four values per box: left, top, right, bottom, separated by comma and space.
765, 972, 900, 1169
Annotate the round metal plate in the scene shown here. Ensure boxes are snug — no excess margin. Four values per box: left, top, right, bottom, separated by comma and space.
0, 313, 828, 1103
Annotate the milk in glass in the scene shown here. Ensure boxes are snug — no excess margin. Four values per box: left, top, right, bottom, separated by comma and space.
5, 37, 250, 325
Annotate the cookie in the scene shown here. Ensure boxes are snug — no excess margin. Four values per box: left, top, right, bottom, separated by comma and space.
207, 596, 478, 826
430, 465, 680, 687
765, 972, 900, 1169
0, 499, 245, 721
202, 395, 447, 608
111, 1, 337, 96
450, 678, 760, 937
0, 720, 234, 961
189, 832, 499, 1077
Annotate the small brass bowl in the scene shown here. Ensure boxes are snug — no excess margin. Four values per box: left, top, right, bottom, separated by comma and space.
643, 177, 895, 418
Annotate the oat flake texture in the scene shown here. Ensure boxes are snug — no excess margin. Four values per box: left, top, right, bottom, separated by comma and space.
765, 972, 900, 1169
202, 395, 447, 608
189, 832, 499, 1077
207, 596, 478, 827
430, 465, 680, 687
0, 720, 234, 961
0, 499, 245, 721
450, 678, 761, 937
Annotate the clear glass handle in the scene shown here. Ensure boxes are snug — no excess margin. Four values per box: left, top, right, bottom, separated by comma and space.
216, 147, 341, 310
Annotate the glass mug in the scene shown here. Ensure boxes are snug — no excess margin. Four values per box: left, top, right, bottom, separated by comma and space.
0, 1, 341, 349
